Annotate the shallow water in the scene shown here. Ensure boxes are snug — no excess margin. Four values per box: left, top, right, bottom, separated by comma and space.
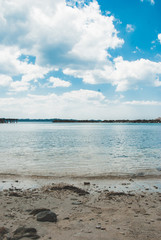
0, 122, 161, 177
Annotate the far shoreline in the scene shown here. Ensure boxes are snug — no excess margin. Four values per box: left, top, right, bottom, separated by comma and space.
1, 117, 161, 124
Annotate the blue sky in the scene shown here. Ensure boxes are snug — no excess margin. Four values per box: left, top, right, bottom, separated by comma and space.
0, 0, 161, 119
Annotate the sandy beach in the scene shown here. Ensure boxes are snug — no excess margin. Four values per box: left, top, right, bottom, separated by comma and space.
0, 175, 161, 240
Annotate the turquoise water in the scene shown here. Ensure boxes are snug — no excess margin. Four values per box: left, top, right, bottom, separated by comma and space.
0, 122, 161, 177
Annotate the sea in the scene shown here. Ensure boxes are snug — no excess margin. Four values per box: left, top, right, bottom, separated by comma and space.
0, 122, 161, 178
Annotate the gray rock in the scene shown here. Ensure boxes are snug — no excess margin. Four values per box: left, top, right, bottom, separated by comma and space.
84, 182, 90, 185
0, 227, 9, 240
72, 201, 82, 205
13, 227, 37, 235
36, 211, 57, 222
9, 192, 22, 197
96, 225, 101, 229
29, 208, 50, 216
13, 227, 40, 239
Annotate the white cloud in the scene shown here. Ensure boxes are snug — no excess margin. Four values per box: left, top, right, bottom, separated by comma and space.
112, 57, 161, 91
126, 24, 135, 33
0, 0, 125, 93
124, 100, 161, 106
9, 81, 30, 92
158, 34, 161, 44
0, 75, 12, 87
0, 0, 124, 66
150, 0, 155, 4
154, 76, 161, 87
0, 46, 21, 76
49, 77, 71, 88
64, 57, 161, 91
0, 90, 107, 119
66, 2, 124, 63
0, 0, 160, 96
0, 91, 160, 119
140, 0, 155, 5
62, 89, 105, 102
0, 45, 52, 92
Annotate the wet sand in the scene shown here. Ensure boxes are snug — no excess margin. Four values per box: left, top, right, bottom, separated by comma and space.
0, 175, 161, 240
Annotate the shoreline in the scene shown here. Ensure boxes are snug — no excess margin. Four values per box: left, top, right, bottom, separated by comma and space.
1, 171, 161, 179
0, 172, 161, 193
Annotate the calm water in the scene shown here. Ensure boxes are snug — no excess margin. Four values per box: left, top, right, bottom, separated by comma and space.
0, 122, 161, 177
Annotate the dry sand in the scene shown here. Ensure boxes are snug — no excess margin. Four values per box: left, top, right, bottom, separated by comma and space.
0, 175, 161, 240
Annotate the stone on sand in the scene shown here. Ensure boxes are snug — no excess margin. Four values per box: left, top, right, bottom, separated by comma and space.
36, 210, 57, 222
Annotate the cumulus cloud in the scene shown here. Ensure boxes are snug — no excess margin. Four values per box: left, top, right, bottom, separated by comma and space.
49, 77, 71, 88
111, 57, 161, 91
126, 24, 135, 33
158, 34, 161, 44
0, 45, 52, 92
0, 0, 161, 97
0, 0, 126, 93
64, 57, 161, 91
0, 0, 123, 65
0, 75, 12, 87
9, 81, 30, 92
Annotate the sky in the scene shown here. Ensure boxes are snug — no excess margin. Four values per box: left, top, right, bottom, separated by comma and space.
0, 0, 161, 119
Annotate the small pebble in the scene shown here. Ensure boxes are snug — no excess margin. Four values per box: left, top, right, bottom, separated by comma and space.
84, 182, 90, 185
96, 226, 101, 229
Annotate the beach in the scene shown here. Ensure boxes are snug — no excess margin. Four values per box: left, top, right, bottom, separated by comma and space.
0, 174, 161, 240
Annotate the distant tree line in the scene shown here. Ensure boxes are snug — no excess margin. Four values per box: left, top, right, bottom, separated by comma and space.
1, 118, 161, 124
0, 118, 18, 123
52, 118, 161, 123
